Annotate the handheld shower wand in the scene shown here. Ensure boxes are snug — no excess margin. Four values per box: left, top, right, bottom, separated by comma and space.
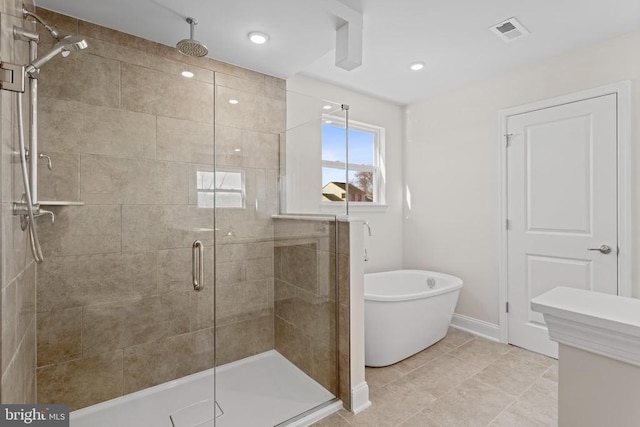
9, 13, 89, 264
25, 34, 88, 76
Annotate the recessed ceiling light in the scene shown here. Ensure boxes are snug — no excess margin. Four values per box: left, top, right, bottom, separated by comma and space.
229, 99, 239, 105
323, 105, 332, 110
234, 148, 241, 152
410, 62, 425, 71
181, 70, 194, 78
248, 32, 269, 45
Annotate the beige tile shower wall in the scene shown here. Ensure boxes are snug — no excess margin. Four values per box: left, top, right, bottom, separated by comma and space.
33, 8, 284, 410
0, 0, 37, 404
273, 218, 339, 397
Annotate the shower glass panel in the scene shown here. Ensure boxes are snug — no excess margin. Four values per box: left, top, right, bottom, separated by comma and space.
213, 86, 343, 425
278, 91, 346, 421
273, 214, 340, 425
281, 91, 348, 215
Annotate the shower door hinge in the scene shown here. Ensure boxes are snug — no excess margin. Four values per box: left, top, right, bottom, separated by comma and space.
0, 61, 25, 93
505, 219, 511, 230
506, 302, 509, 313
505, 133, 514, 147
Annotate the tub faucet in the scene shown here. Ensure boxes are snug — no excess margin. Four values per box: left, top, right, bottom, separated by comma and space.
364, 221, 372, 236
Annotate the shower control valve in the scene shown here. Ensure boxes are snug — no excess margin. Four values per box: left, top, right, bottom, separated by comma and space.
14, 201, 55, 225
13, 198, 39, 217
13, 197, 39, 230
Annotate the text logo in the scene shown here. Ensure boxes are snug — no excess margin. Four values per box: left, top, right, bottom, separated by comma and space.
0, 405, 69, 426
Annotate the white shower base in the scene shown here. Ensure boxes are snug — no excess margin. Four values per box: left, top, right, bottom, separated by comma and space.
70, 350, 338, 427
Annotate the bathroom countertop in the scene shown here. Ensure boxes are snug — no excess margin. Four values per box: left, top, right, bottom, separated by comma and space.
531, 287, 640, 367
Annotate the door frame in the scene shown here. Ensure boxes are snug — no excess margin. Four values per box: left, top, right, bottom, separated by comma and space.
498, 81, 632, 344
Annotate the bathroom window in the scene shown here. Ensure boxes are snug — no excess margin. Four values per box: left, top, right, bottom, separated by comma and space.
196, 169, 245, 208
321, 118, 385, 205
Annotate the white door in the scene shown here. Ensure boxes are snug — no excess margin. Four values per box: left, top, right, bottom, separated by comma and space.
507, 94, 618, 358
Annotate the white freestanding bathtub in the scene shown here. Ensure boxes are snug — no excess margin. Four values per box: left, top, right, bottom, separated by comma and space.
364, 270, 463, 367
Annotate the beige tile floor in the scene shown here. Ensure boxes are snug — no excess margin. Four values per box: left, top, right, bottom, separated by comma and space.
313, 328, 558, 427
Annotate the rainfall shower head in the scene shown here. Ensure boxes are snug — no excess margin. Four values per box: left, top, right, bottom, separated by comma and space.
25, 34, 88, 76
176, 17, 208, 57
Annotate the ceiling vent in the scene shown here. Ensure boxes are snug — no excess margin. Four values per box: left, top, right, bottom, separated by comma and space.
490, 17, 530, 43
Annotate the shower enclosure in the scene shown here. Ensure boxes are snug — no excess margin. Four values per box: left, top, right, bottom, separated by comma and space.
0, 4, 352, 426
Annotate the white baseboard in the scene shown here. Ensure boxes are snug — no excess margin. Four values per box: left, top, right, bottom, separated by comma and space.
351, 382, 371, 414
451, 313, 500, 342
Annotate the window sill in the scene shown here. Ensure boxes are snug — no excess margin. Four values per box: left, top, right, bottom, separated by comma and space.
319, 203, 390, 214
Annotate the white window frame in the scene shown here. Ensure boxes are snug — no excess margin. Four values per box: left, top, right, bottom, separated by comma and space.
320, 116, 387, 210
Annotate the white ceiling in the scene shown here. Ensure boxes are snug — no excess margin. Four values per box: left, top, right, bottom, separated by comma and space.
37, 0, 640, 105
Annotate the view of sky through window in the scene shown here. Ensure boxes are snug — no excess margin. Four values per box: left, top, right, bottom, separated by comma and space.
321, 123, 374, 185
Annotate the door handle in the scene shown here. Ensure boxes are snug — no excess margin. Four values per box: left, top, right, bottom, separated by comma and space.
192, 240, 204, 291
587, 245, 612, 255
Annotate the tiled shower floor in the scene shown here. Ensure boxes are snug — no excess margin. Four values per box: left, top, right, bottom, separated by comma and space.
314, 328, 558, 427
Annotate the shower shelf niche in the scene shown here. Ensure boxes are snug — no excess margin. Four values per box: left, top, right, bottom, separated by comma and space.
38, 201, 85, 206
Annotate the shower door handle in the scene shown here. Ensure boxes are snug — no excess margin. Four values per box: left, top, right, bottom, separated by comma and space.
192, 240, 204, 291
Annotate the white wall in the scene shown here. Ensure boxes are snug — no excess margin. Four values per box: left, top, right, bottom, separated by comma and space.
286, 75, 404, 273
404, 30, 640, 325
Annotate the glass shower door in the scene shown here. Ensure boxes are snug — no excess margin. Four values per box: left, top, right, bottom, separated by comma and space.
29, 8, 219, 424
